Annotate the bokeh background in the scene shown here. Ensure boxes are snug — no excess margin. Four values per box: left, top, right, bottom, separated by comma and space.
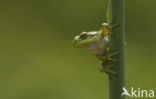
0, 0, 155, 99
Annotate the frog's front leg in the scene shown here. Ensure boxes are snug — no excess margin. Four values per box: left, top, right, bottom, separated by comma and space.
108, 52, 119, 62
98, 52, 119, 62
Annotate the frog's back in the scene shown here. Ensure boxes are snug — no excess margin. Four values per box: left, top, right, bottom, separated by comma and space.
87, 31, 99, 36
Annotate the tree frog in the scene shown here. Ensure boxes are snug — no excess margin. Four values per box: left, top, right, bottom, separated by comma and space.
73, 22, 118, 75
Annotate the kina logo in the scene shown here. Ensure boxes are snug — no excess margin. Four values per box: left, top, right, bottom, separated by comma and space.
121, 87, 155, 98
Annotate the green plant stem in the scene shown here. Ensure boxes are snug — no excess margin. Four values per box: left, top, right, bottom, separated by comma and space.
108, 0, 125, 99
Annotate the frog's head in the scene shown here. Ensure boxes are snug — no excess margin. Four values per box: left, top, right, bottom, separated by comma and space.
73, 31, 97, 48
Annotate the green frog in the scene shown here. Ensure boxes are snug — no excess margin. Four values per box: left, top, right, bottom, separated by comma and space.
73, 22, 118, 75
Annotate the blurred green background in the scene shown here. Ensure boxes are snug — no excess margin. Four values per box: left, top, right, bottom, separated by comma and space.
0, 0, 156, 99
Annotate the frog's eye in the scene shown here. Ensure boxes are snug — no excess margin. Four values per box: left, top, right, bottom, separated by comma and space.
80, 34, 87, 40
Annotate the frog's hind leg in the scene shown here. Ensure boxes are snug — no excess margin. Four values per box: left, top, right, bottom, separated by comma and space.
99, 61, 117, 75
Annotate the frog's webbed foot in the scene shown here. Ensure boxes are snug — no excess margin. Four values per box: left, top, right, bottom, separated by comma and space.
99, 63, 117, 76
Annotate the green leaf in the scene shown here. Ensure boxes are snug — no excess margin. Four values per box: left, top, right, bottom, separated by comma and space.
106, 0, 112, 24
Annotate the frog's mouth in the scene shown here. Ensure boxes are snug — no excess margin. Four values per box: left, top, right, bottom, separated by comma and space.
73, 35, 96, 48
73, 40, 89, 48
